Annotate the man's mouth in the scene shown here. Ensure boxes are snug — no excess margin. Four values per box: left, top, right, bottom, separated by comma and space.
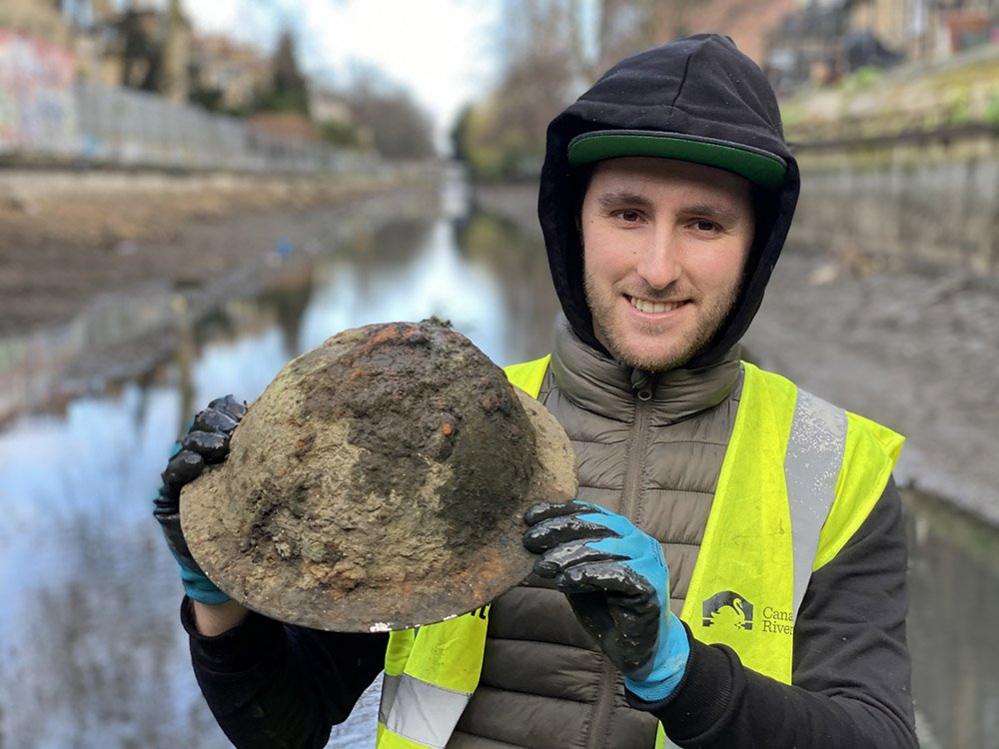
627, 295, 688, 314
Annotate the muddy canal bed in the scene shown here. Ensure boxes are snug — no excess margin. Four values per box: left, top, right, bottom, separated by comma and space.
0, 175, 415, 337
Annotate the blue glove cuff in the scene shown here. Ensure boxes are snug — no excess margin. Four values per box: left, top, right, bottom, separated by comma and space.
170, 548, 231, 605
623, 612, 690, 702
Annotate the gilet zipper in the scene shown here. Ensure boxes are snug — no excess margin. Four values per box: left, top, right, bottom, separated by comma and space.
586, 382, 655, 748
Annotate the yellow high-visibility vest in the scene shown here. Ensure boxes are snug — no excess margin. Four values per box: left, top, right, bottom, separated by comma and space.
376, 357, 903, 749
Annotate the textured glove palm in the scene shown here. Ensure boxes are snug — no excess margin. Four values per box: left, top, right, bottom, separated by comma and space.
153, 395, 246, 605
523, 499, 690, 702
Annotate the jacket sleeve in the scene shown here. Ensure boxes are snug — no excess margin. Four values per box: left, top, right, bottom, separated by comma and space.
628, 477, 918, 748
180, 597, 388, 749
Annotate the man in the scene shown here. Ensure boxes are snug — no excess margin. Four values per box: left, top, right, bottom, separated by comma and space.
156, 34, 917, 748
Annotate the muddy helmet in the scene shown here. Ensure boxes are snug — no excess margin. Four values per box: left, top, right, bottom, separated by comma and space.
181, 318, 577, 631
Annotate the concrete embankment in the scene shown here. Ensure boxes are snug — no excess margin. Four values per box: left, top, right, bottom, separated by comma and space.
473, 181, 999, 525
743, 245, 999, 525
791, 129, 997, 276
782, 44, 999, 276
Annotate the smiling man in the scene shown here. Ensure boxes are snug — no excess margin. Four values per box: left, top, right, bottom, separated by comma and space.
157, 33, 918, 749
581, 158, 756, 372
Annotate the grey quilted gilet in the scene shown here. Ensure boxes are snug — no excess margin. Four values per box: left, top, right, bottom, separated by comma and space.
450, 321, 743, 749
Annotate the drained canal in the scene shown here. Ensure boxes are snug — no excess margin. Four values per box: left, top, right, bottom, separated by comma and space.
0, 182, 994, 748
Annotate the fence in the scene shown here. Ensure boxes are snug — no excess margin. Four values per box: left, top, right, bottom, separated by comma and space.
70, 83, 373, 173
0, 30, 378, 174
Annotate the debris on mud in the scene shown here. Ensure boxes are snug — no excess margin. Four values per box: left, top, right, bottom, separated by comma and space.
181, 318, 577, 631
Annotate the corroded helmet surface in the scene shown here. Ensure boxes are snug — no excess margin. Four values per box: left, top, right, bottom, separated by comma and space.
181, 319, 576, 631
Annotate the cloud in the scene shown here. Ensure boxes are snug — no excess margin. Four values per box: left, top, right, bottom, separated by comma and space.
181, 0, 240, 35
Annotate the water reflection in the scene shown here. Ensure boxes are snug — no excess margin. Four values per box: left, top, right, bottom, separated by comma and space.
903, 489, 999, 749
0, 185, 992, 748
0, 385, 227, 747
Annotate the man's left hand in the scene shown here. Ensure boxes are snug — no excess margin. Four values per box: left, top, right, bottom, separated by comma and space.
523, 499, 690, 702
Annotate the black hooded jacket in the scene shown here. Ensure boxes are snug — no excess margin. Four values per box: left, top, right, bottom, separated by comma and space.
538, 33, 798, 368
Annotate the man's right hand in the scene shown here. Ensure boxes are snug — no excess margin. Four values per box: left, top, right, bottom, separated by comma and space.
153, 394, 246, 606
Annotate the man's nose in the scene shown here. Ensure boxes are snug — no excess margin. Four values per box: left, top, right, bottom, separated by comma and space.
635, 231, 682, 289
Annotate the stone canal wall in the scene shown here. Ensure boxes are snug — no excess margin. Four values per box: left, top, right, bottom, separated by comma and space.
790, 129, 998, 276
780, 44, 999, 276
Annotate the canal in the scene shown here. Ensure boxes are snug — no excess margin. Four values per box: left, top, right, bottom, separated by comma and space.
0, 181, 993, 748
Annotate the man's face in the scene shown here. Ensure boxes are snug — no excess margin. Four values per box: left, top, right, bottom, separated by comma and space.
581, 157, 755, 371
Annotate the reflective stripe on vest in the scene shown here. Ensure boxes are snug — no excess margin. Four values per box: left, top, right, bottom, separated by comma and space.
379, 673, 471, 747
379, 358, 903, 749
378, 607, 491, 748
787, 389, 847, 621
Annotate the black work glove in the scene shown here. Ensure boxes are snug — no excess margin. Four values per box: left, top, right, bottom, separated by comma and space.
153, 394, 246, 604
523, 499, 690, 702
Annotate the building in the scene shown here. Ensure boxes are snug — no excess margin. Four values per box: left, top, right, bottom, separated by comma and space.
662, 0, 800, 65
847, 0, 996, 62
767, 0, 998, 94
309, 87, 353, 127
0, 0, 71, 46
189, 34, 272, 113
71, 0, 192, 102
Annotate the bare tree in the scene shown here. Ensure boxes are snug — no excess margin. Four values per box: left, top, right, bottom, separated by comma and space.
455, 0, 707, 179
341, 72, 436, 160
273, 29, 309, 112
160, 0, 189, 103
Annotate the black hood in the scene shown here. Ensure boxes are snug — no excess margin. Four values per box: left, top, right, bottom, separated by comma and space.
538, 33, 800, 369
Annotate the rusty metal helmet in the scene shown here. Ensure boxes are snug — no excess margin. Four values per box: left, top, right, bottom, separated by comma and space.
181, 319, 576, 632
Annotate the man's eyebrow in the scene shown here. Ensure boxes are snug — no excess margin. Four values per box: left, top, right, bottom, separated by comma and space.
679, 202, 743, 223
596, 191, 654, 210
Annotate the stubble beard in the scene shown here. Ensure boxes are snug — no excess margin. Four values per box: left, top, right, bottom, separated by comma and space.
583, 271, 740, 372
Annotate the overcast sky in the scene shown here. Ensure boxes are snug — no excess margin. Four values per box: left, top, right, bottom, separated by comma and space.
181, 0, 500, 142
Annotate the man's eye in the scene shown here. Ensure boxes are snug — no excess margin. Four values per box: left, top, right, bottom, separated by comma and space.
694, 220, 720, 232
616, 210, 642, 223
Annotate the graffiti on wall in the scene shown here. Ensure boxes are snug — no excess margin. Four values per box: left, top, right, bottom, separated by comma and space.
0, 30, 365, 171
0, 30, 76, 153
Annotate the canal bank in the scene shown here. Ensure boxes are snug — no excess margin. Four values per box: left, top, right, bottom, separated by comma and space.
0, 165, 437, 337
0, 177, 443, 426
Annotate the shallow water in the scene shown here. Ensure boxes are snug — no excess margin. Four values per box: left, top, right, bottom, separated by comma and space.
0, 180, 993, 748
903, 490, 999, 749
